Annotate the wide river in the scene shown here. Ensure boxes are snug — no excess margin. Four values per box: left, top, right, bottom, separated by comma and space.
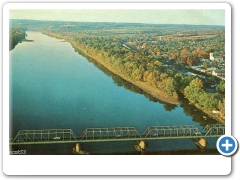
10, 32, 219, 155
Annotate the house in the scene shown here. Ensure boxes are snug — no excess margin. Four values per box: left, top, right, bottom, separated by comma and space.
191, 66, 201, 70
209, 53, 224, 62
185, 72, 197, 76
212, 70, 225, 77
205, 67, 217, 75
207, 67, 217, 72
214, 56, 224, 62
200, 69, 206, 73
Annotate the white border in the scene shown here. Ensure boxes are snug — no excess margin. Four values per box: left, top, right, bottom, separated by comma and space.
3, 3, 231, 175
4, 2, 231, 10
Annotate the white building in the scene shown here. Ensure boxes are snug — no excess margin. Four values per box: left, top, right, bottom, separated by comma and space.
212, 70, 225, 77
209, 53, 214, 60
209, 53, 224, 62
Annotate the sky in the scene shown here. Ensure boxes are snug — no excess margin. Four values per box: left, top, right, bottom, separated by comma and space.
10, 9, 225, 26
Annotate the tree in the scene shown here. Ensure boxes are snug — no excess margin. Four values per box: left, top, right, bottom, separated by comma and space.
216, 80, 225, 93
174, 73, 183, 89
163, 104, 177, 112
189, 78, 203, 89
181, 46, 191, 63
154, 47, 161, 56
186, 57, 193, 67
192, 50, 199, 59
9, 28, 26, 50
196, 47, 201, 53
202, 60, 208, 69
184, 78, 204, 103
218, 98, 225, 116
199, 93, 218, 110
170, 51, 178, 61
179, 76, 194, 91
165, 78, 175, 95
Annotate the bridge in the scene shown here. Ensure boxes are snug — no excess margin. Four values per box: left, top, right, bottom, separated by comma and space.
10, 124, 225, 145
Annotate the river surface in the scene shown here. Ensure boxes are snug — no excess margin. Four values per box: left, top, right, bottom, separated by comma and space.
10, 31, 219, 155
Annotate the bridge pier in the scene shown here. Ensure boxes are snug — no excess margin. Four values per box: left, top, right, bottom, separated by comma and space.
198, 138, 207, 147
193, 137, 207, 149
75, 143, 81, 153
134, 140, 146, 152
73, 143, 90, 155
73, 143, 81, 153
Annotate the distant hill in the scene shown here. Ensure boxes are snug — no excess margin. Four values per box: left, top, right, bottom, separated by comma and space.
10, 19, 224, 36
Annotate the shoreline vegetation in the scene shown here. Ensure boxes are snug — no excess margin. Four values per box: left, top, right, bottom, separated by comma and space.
43, 31, 180, 105
9, 28, 26, 50
42, 31, 225, 124
73, 42, 181, 105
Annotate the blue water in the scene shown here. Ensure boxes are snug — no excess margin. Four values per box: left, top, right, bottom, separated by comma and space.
10, 32, 218, 154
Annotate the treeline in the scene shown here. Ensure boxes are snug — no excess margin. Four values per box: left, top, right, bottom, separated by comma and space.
9, 28, 25, 50
71, 35, 180, 99
64, 34, 225, 119
43, 29, 225, 122
184, 78, 224, 113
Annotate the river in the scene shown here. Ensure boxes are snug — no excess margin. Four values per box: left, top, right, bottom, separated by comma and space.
10, 31, 219, 155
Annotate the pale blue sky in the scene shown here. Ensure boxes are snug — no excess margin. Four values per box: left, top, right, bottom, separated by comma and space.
10, 9, 225, 26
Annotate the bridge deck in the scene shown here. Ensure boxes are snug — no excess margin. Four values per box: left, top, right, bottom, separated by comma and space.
10, 124, 225, 145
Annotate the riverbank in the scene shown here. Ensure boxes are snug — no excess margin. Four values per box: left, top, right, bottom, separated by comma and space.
74, 43, 225, 124
43, 31, 179, 105
194, 103, 225, 125
71, 43, 180, 105
9, 28, 26, 51
42, 31, 225, 124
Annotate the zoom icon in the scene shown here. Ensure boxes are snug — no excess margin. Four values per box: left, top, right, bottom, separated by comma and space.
217, 135, 238, 156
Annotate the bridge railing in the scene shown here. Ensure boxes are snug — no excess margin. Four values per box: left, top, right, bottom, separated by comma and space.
142, 125, 202, 138
79, 127, 141, 141
201, 124, 225, 137
12, 129, 78, 143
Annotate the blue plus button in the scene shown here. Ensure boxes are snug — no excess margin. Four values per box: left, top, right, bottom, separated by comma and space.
217, 135, 238, 156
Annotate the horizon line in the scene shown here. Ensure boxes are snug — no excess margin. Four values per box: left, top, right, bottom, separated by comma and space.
9, 19, 225, 27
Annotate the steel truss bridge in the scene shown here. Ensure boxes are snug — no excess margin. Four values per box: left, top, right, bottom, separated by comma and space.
10, 124, 225, 145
